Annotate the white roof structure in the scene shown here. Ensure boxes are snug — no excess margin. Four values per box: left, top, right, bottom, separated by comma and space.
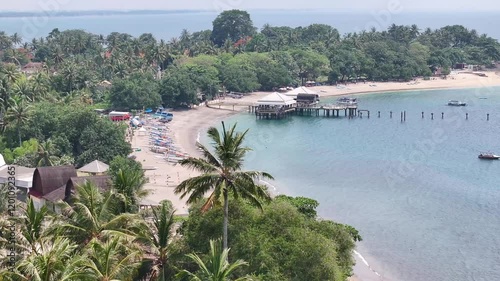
257, 92, 297, 106
0, 165, 35, 188
0, 154, 5, 167
78, 160, 109, 174
284, 86, 319, 97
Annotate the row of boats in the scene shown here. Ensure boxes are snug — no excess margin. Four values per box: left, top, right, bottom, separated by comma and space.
148, 126, 188, 164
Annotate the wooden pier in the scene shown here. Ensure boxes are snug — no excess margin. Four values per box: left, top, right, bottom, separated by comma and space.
249, 104, 359, 119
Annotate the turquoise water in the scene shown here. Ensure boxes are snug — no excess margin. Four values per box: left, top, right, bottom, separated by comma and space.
1, 11, 499, 40
208, 87, 500, 281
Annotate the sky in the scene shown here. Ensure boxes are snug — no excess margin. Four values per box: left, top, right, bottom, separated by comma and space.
2, 0, 499, 12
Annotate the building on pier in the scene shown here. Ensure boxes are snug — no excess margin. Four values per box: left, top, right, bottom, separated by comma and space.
256, 92, 297, 119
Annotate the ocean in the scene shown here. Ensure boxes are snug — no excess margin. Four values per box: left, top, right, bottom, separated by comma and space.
0, 11, 499, 41
210, 87, 500, 281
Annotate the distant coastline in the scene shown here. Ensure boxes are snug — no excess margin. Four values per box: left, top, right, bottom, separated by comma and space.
0, 9, 214, 18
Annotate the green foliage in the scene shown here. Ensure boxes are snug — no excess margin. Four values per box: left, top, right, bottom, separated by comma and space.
180, 198, 359, 281
21, 103, 131, 168
275, 195, 319, 219
211, 10, 256, 46
108, 155, 143, 179
219, 57, 260, 92
160, 66, 199, 108
109, 72, 161, 110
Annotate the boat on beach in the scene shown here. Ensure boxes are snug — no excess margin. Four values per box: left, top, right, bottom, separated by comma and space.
448, 100, 467, 106
478, 153, 500, 160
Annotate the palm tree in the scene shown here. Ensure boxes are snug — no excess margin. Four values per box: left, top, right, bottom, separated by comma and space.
2, 63, 21, 84
12, 76, 33, 101
136, 202, 176, 281
5, 96, 32, 146
10, 33, 22, 47
175, 123, 272, 250
113, 169, 149, 214
58, 182, 146, 246
36, 139, 59, 167
6, 237, 87, 281
176, 239, 251, 281
82, 237, 142, 281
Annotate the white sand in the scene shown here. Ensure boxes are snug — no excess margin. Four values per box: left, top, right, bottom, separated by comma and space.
131, 70, 500, 215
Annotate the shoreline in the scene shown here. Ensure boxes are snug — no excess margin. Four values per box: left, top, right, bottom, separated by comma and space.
131, 71, 500, 281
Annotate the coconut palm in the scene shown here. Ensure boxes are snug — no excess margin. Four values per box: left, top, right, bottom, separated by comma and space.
35, 139, 59, 167
135, 201, 176, 281
175, 123, 273, 250
81, 237, 142, 281
113, 169, 149, 214
4, 237, 87, 281
176, 239, 251, 281
2, 63, 21, 84
5, 96, 32, 146
58, 182, 146, 246
12, 76, 33, 101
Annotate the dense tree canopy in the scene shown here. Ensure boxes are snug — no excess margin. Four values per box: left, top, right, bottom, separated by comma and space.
1, 10, 499, 164
211, 10, 256, 46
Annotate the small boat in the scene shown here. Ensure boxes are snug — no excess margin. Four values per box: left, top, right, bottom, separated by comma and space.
337, 97, 358, 105
448, 100, 467, 106
478, 153, 500, 160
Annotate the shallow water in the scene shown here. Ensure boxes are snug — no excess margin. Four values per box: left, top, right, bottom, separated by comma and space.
207, 87, 500, 281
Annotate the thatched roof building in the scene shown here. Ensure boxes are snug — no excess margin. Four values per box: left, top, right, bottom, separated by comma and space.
65, 176, 111, 202
30, 166, 77, 198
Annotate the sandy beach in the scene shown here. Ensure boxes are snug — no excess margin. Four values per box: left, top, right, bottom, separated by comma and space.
132, 70, 500, 215
128, 70, 500, 281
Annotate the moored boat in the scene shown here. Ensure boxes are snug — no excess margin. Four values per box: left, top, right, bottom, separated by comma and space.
478, 153, 500, 160
448, 100, 467, 106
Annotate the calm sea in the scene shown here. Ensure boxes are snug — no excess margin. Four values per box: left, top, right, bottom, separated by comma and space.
0, 11, 499, 40
210, 87, 500, 281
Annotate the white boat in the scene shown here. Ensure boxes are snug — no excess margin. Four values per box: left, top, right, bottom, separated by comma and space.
448, 100, 466, 106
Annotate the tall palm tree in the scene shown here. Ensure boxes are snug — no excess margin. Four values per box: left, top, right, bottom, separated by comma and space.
6, 237, 87, 281
2, 63, 21, 84
36, 139, 59, 167
58, 182, 146, 246
82, 237, 142, 281
5, 96, 32, 146
136, 202, 176, 281
113, 169, 149, 214
175, 123, 272, 250
11, 33, 22, 46
12, 76, 33, 101
176, 239, 251, 281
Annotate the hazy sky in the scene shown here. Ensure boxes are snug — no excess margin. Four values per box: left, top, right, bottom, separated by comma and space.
2, 0, 499, 12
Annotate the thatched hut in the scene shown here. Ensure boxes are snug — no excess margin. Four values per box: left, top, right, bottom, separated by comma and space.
29, 166, 77, 211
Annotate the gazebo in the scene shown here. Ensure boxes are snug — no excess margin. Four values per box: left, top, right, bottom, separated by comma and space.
256, 92, 297, 119
257, 92, 297, 106
284, 86, 319, 98
78, 160, 109, 175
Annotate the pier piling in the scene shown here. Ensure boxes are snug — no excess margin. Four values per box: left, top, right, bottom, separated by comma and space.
390, 111, 393, 118
466, 113, 469, 120
422, 112, 424, 119
441, 112, 444, 119
404, 111, 406, 122
431, 113, 434, 120
487, 114, 490, 121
